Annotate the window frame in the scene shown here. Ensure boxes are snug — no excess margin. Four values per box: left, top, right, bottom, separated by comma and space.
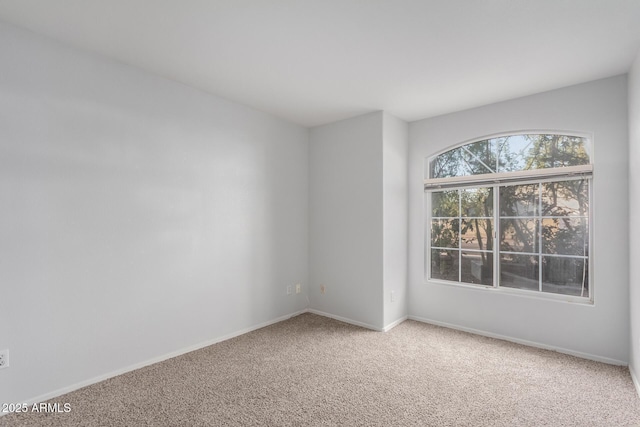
424, 131, 594, 304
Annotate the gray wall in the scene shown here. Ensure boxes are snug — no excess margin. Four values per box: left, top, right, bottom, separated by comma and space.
383, 112, 409, 327
629, 50, 640, 385
408, 76, 630, 363
0, 22, 309, 405
309, 112, 385, 329
308, 111, 409, 330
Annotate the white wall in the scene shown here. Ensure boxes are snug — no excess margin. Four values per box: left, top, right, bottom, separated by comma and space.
0, 22, 309, 405
629, 51, 640, 384
309, 112, 384, 329
309, 111, 409, 330
383, 113, 409, 328
409, 76, 630, 363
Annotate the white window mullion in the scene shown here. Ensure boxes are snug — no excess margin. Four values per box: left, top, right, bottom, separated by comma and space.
538, 183, 543, 293
494, 185, 499, 289
425, 192, 431, 281
458, 189, 462, 283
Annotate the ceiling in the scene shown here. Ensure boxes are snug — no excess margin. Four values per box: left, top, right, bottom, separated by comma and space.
0, 0, 639, 127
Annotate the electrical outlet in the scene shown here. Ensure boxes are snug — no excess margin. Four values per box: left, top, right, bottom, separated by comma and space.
296, 283, 301, 294
391, 290, 396, 302
0, 350, 8, 369
286, 285, 292, 295
320, 284, 326, 294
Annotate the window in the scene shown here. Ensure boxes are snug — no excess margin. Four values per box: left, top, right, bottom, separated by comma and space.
425, 133, 592, 301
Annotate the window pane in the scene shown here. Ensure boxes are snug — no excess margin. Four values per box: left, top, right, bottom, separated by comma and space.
542, 218, 588, 256
554, 136, 590, 167
541, 180, 589, 217
497, 135, 533, 172
461, 139, 496, 175
430, 140, 497, 178
542, 257, 588, 297
431, 249, 459, 282
544, 135, 590, 168
431, 219, 459, 249
500, 254, 539, 291
500, 219, 538, 253
500, 184, 538, 217
461, 251, 493, 285
431, 190, 459, 217
430, 147, 465, 178
461, 219, 493, 251
461, 187, 493, 217
521, 135, 590, 170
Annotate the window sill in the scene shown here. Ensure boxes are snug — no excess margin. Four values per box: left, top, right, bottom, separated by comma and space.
425, 278, 594, 305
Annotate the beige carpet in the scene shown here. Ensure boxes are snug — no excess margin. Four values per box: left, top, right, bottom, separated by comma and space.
3, 313, 640, 426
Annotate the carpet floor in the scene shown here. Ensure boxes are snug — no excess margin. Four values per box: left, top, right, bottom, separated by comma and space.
2, 313, 640, 426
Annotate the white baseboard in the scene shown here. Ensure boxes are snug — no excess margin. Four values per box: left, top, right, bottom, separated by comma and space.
304, 309, 408, 332
306, 309, 384, 331
383, 316, 408, 332
408, 315, 627, 366
4, 309, 308, 416
630, 365, 640, 398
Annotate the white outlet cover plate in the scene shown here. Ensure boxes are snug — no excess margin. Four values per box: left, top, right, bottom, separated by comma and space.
0, 350, 8, 369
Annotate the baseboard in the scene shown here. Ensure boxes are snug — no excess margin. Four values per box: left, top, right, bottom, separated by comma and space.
630, 365, 640, 398
304, 310, 407, 332
5, 309, 308, 415
306, 309, 384, 331
408, 315, 627, 366
383, 316, 408, 332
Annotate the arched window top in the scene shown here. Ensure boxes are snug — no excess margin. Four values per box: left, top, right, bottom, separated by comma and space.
429, 134, 591, 179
